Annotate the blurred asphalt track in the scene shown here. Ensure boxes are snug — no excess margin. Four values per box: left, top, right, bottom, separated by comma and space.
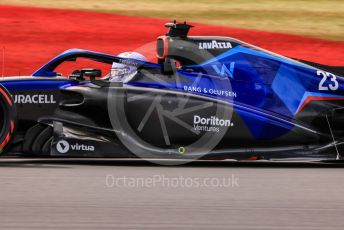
1, 158, 344, 229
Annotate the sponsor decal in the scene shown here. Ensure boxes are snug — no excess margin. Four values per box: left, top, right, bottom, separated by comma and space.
183, 86, 237, 97
119, 59, 140, 67
317, 70, 339, 91
56, 140, 95, 154
193, 115, 233, 133
212, 62, 235, 78
56, 140, 70, 154
199, 40, 232, 50
14, 94, 56, 104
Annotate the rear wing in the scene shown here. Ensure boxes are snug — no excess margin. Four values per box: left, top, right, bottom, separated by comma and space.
32, 49, 161, 77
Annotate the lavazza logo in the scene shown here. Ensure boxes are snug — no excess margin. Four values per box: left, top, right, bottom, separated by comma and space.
198, 40, 232, 50
14, 94, 56, 104
56, 140, 95, 154
193, 115, 234, 133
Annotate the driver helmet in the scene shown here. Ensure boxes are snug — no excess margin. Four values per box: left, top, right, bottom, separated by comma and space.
110, 51, 147, 82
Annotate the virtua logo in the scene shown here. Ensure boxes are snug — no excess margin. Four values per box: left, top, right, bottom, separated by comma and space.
56, 140, 95, 154
199, 40, 232, 50
71, 143, 95, 151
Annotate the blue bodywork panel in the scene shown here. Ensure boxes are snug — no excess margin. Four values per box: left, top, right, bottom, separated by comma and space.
2, 46, 344, 141
127, 45, 344, 139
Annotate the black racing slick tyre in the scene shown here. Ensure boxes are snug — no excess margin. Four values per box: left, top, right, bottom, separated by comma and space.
22, 123, 53, 156
0, 84, 16, 155
32, 125, 53, 155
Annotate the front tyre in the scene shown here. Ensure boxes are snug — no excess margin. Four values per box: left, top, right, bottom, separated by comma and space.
0, 84, 16, 154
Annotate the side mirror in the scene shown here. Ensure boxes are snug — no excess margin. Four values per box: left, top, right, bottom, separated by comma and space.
162, 58, 176, 75
82, 68, 102, 78
69, 68, 102, 81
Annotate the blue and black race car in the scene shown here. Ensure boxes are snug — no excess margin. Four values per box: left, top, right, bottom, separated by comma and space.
0, 21, 344, 161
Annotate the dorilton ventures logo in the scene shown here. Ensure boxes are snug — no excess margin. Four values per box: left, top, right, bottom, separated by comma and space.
198, 40, 232, 50
56, 140, 95, 154
14, 94, 56, 104
193, 115, 233, 133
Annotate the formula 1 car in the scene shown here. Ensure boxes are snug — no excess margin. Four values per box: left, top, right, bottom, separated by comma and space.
1, 21, 344, 161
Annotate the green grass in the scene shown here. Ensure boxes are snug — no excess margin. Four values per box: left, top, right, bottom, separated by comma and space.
1, 0, 344, 41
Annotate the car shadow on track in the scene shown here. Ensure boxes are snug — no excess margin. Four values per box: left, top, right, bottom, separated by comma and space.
1, 158, 344, 168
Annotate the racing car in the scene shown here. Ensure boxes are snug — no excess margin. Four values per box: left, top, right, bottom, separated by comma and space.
0, 21, 344, 161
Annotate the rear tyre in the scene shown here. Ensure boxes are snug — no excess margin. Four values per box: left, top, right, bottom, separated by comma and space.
32, 125, 53, 155
22, 124, 53, 156
0, 84, 16, 154
42, 136, 53, 155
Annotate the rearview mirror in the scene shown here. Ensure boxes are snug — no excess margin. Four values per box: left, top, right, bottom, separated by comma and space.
69, 68, 102, 81
82, 68, 102, 78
